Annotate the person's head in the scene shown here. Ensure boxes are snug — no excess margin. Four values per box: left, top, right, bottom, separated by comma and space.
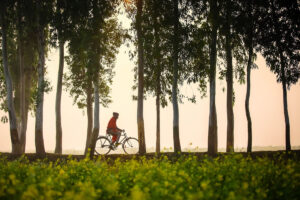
113, 112, 119, 119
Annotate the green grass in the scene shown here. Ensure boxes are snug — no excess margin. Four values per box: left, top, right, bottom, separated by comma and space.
0, 153, 299, 200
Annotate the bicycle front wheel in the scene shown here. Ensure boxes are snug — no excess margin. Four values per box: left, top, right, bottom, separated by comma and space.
95, 136, 111, 155
122, 137, 139, 154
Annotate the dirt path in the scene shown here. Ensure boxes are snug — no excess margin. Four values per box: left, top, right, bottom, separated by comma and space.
1, 150, 300, 163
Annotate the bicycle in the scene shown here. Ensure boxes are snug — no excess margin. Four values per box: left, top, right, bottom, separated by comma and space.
95, 130, 139, 155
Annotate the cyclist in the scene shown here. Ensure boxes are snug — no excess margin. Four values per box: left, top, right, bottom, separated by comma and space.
106, 112, 123, 147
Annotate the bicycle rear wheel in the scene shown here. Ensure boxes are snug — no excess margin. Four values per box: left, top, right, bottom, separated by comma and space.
95, 136, 111, 155
122, 137, 139, 154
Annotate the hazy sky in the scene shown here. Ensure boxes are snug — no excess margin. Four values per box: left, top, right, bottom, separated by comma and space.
0, 15, 299, 153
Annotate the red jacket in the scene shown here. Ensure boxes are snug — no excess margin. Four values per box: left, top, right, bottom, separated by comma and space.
107, 117, 117, 133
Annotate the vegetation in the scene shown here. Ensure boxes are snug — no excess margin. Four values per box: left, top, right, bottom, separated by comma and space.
0, 0, 299, 155
0, 152, 300, 200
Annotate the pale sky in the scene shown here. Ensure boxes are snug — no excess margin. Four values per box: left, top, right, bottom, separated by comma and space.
0, 15, 299, 153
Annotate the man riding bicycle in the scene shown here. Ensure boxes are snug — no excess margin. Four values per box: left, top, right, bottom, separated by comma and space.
107, 112, 123, 146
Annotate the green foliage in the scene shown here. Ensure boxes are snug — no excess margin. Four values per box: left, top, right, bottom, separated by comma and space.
64, 0, 125, 110
256, 0, 300, 87
0, 153, 299, 200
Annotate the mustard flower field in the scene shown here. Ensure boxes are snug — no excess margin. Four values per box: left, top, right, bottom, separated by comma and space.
0, 152, 299, 200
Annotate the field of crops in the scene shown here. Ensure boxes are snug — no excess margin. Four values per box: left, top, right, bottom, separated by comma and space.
0, 152, 300, 200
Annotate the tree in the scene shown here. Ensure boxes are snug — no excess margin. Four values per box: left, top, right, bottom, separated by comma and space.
136, 0, 146, 154
16, 0, 27, 154
0, 0, 40, 154
224, 0, 234, 152
0, 0, 22, 154
171, 0, 182, 153
239, 0, 258, 152
257, 0, 300, 151
64, 0, 123, 156
218, 0, 248, 152
140, 0, 172, 154
88, 0, 124, 158
34, 0, 54, 155
132, 0, 189, 153
207, 0, 219, 156
52, 0, 72, 154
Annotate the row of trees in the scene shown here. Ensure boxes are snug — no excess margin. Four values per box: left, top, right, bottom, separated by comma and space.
1, 0, 299, 156
0, 0, 125, 157
132, 0, 299, 155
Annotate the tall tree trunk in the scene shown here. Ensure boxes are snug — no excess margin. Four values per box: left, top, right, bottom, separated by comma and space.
208, 0, 218, 156
155, 76, 161, 154
246, 35, 253, 153
1, 6, 22, 154
246, 0, 253, 153
21, 106, 29, 153
55, 41, 64, 154
246, 48, 253, 153
225, 1, 234, 152
172, 0, 181, 153
89, 80, 100, 159
35, 22, 46, 155
280, 53, 291, 151
22, 64, 32, 153
17, 7, 26, 154
136, 0, 146, 154
19, 43, 26, 154
84, 82, 93, 155
270, 0, 291, 152
153, 0, 161, 154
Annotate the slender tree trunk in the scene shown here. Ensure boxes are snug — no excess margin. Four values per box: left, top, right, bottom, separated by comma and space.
246, 40, 253, 153
22, 65, 32, 153
246, 0, 253, 153
172, 0, 181, 153
225, 1, 234, 152
21, 106, 29, 153
55, 41, 64, 154
156, 76, 161, 154
246, 49, 253, 153
153, 0, 161, 154
208, 0, 218, 156
1, 6, 22, 154
89, 80, 100, 159
17, 8, 26, 154
136, 0, 146, 154
280, 53, 291, 151
84, 82, 93, 155
270, 0, 291, 151
19, 46, 26, 154
35, 22, 46, 155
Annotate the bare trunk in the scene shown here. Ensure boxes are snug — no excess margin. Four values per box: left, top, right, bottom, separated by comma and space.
172, 0, 181, 153
1, 7, 22, 154
55, 41, 64, 154
208, 0, 218, 156
84, 82, 93, 155
282, 80, 291, 151
35, 23, 46, 155
89, 81, 100, 159
154, 0, 161, 154
136, 0, 146, 154
271, 0, 291, 151
156, 78, 161, 154
225, 3, 234, 152
21, 107, 29, 153
17, 11, 26, 154
21, 66, 32, 153
280, 54, 291, 151
246, 0, 253, 153
246, 41, 253, 153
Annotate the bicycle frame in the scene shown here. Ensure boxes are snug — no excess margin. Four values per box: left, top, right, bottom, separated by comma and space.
106, 131, 128, 144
